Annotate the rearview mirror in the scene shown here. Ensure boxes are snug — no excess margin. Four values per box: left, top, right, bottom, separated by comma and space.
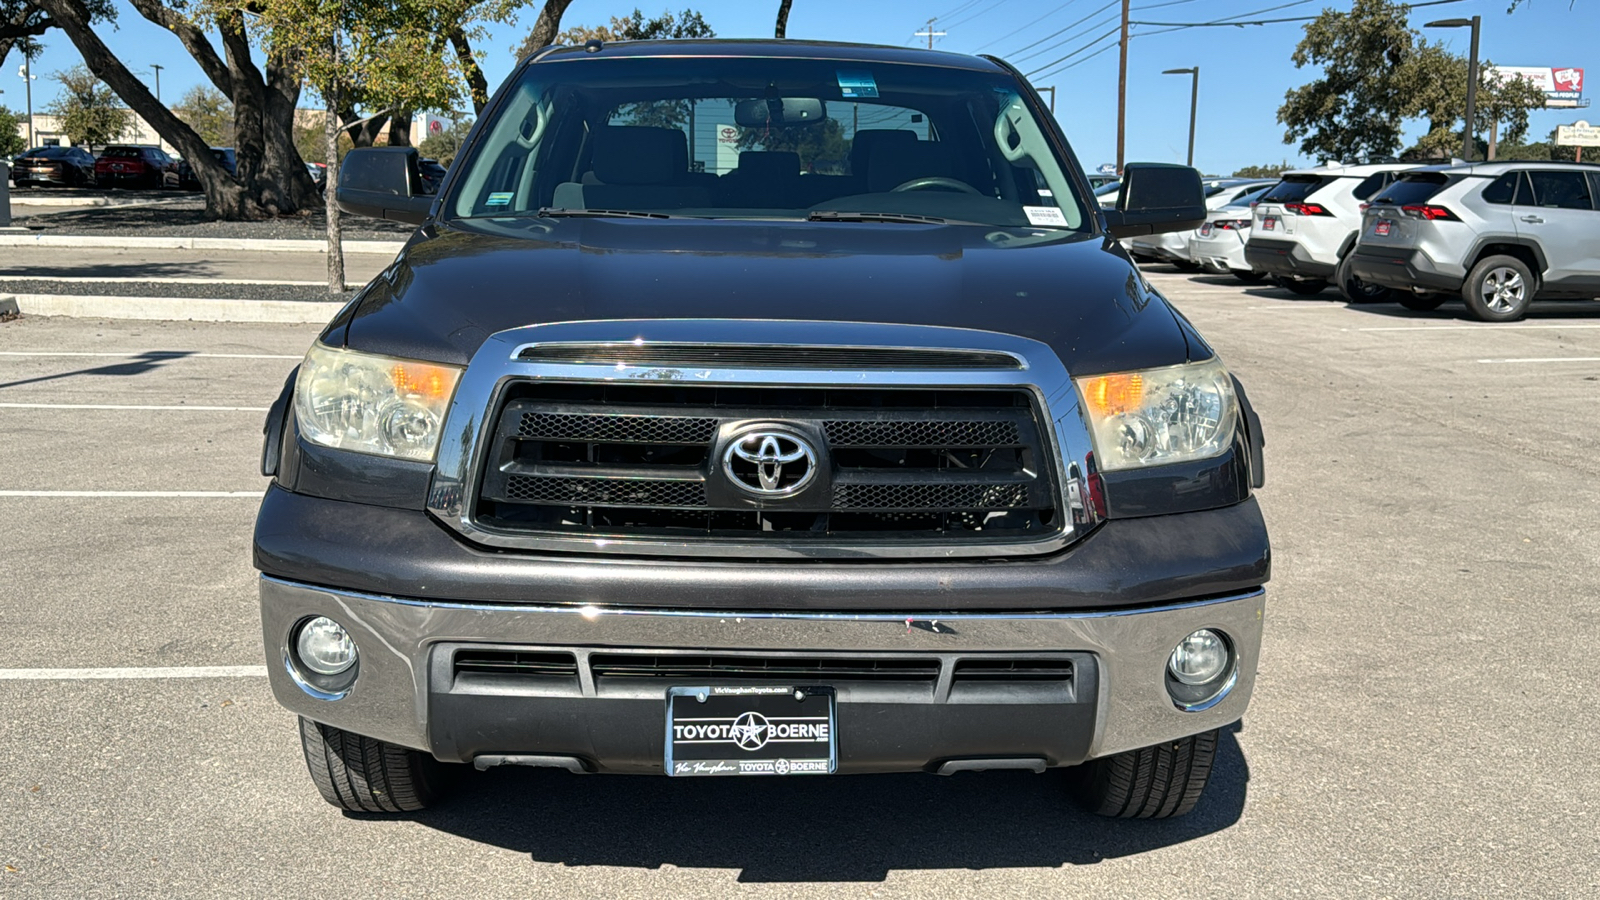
733, 98, 827, 128
336, 147, 434, 225
1102, 163, 1205, 239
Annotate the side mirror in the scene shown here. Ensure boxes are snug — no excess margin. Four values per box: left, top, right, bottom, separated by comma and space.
1102, 162, 1206, 239
336, 147, 434, 225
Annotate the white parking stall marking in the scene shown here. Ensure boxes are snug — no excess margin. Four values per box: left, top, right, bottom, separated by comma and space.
0, 276, 324, 286
0, 490, 264, 498
0, 402, 270, 411
0, 351, 300, 360
1476, 357, 1600, 364
0, 666, 267, 680
1361, 324, 1600, 332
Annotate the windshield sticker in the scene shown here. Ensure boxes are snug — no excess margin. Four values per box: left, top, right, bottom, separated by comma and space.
837, 71, 879, 99
486, 192, 514, 207
1024, 205, 1068, 227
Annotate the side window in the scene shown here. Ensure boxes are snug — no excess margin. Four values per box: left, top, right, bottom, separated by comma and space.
1481, 171, 1518, 204
1590, 173, 1600, 207
1352, 172, 1387, 200
1526, 171, 1593, 210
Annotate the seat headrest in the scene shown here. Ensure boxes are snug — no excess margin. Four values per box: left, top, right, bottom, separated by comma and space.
591, 126, 681, 185
867, 141, 956, 193
849, 129, 917, 173
735, 151, 801, 180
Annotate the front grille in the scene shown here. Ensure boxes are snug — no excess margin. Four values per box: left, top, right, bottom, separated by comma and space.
517, 344, 1022, 369
453, 650, 579, 679
473, 382, 1060, 548
589, 654, 941, 682
952, 658, 1073, 683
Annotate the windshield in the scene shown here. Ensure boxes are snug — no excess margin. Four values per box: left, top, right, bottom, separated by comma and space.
447, 55, 1089, 230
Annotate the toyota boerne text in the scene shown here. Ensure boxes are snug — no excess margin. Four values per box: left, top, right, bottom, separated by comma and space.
254, 39, 1270, 819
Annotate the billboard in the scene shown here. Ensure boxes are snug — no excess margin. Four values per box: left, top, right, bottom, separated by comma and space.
1488, 67, 1586, 108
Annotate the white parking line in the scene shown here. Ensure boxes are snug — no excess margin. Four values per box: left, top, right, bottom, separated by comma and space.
0, 276, 323, 286
1362, 324, 1600, 332
1476, 357, 1600, 364
0, 402, 269, 411
0, 351, 301, 360
1246, 305, 1347, 311
0, 666, 267, 680
0, 490, 263, 498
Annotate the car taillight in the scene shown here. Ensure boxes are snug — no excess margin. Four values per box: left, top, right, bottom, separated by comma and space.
1359, 202, 1370, 212
1199, 223, 1213, 236
1284, 202, 1330, 216
1401, 204, 1458, 221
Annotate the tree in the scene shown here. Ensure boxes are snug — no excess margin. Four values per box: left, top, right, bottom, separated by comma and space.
172, 84, 234, 147
47, 63, 130, 146
419, 116, 473, 165
518, 7, 713, 58
1232, 162, 1292, 179
1402, 52, 1547, 160
0, 105, 24, 156
775, 0, 792, 38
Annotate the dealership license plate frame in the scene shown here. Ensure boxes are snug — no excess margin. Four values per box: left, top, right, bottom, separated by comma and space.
665, 685, 837, 777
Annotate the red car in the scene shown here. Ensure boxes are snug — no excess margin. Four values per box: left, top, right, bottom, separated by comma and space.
95, 145, 180, 189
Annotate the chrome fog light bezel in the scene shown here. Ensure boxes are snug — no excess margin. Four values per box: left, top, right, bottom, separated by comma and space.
1165, 628, 1237, 712
287, 616, 360, 700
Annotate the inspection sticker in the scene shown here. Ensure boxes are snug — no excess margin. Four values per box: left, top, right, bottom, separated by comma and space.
837, 70, 879, 99
1024, 205, 1069, 227
486, 191, 514, 207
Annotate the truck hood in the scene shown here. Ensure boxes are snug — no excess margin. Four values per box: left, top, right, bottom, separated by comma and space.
336, 217, 1201, 376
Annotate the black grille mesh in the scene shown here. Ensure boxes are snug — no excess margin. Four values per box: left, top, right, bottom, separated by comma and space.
832, 482, 1030, 511
824, 419, 1021, 447
516, 412, 716, 444
503, 475, 707, 508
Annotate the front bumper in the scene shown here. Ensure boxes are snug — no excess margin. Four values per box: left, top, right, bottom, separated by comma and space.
1244, 237, 1336, 279
1349, 245, 1462, 293
261, 575, 1265, 773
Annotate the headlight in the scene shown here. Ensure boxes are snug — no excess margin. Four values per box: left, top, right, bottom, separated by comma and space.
1075, 358, 1237, 472
294, 343, 462, 461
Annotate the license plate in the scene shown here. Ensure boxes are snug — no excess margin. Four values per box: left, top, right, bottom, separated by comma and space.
1262, 216, 1278, 231
1374, 219, 1394, 236
666, 685, 836, 776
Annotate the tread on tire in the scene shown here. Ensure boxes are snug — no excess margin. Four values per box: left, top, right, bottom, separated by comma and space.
298, 717, 453, 813
1072, 729, 1218, 819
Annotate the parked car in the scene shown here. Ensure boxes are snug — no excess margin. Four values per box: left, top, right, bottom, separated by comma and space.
1189, 186, 1272, 282
257, 40, 1268, 819
1093, 179, 1121, 207
9, 145, 97, 187
1127, 179, 1276, 269
417, 157, 448, 194
95, 145, 180, 189
306, 162, 328, 192
1244, 162, 1418, 297
178, 147, 238, 190
1351, 161, 1600, 321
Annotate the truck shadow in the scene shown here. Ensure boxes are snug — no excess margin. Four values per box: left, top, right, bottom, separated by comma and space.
409, 721, 1249, 882
0, 350, 196, 391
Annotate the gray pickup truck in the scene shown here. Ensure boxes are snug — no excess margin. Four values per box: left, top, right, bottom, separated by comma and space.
255, 39, 1269, 819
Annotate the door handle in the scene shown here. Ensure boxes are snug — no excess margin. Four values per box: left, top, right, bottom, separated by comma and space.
1520, 215, 1545, 224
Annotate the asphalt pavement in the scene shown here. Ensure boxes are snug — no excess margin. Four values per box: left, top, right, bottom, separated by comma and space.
2, 278, 1598, 898
0, 246, 391, 291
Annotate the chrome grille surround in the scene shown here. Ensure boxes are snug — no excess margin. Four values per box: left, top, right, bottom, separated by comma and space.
426, 320, 1100, 559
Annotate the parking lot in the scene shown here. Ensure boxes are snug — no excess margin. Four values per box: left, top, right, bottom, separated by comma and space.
2, 271, 1598, 897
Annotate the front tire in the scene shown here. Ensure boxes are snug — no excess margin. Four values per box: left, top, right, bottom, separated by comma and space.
1072, 729, 1218, 819
1278, 277, 1328, 296
1463, 255, 1535, 322
298, 717, 454, 812
1336, 253, 1391, 304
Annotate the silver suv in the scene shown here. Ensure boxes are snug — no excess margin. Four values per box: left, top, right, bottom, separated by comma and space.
1351, 162, 1600, 321
1244, 163, 1419, 298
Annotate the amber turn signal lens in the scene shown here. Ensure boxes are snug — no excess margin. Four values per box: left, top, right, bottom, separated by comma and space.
1081, 372, 1145, 417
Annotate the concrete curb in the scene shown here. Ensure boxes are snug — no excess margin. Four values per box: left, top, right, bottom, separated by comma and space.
10, 293, 345, 324
0, 234, 405, 254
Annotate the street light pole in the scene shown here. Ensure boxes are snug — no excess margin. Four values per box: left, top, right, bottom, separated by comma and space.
1163, 67, 1199, 167
151, 64, 164, 151
1426, 16, 1482, 161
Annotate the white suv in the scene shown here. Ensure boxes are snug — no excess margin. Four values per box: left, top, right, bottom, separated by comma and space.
1244, 163, 1419, 298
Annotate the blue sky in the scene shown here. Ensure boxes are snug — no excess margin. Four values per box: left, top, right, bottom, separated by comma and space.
7, 0, 1596, 173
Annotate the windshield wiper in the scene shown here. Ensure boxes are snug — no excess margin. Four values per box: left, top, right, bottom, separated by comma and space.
807, 210, 972, 225
536, 207, 676, 219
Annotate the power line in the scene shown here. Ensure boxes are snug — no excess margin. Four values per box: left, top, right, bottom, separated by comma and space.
1011, 12, 1121, 64
1024, 25, 1122, 76
943, 0, 1019, 32
974, 0, 1085, 51
1005, 0, 1119, 59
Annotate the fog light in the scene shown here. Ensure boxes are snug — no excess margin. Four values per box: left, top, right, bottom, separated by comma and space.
296, 616, 357, 676
1168, 629, 1229, 686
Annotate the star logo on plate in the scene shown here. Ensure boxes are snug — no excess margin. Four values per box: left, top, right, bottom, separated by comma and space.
729, 712, 772, 750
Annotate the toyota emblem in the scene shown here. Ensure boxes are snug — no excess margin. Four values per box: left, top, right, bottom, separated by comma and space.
724, 431, 817, 496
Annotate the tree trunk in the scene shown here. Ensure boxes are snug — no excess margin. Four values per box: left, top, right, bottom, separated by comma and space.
1487, 116, 1498, 161
775, 0, 793, 38
31, 0, 259, 218
523, 0, 576, 56
387, 111, 414, 148
450, 28, 491, 115
325, 102, 345, 295
340, 103, 390, 148
264, 56, 320, 210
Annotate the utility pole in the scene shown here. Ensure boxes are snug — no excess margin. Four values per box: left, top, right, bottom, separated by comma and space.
151, 64, 164, 151
914, 18, 945, 50
19, 45, 37, 149
1039, 86, 1056, 113
1163, 67, 1199, 167
1115, 0, 1130, 173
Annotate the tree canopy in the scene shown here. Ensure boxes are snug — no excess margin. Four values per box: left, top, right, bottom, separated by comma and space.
48, 63, 131, 146
1232, 162, 1293, 179
0, 105, 25, 156
518, 6, 713, 58
173, 85, 235, 147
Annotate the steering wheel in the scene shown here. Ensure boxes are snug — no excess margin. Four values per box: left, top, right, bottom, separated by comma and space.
890, 176, 982, 195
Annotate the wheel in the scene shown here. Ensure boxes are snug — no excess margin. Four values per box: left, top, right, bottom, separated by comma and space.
1462, 255, 1534, 322
1336, 253, 1391, 304
1172, 259, 1201, 272
1231, 269, 1267, 284
1071, 729, 1218, 818
298, 717, 454, 812
1397, 292, 1447, 311
1278, 277, 1328, 296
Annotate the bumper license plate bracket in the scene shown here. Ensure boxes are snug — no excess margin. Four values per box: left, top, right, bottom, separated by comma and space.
666, 685, 837, 776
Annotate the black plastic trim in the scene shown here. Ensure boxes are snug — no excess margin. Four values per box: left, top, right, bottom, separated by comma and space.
1099, 437, 1249, 518
1349, 245, 1461, 293
276, 417, 433, 510
260, 366, 298, 478
1245, 237, 1337, 279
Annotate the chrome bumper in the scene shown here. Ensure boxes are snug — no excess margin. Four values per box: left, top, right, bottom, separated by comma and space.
260, 575, 1264, 764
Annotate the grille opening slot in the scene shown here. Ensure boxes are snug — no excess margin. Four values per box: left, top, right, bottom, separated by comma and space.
518, 344, 1023, 370
590, 654, 941, 682
453, 650, 579, 679
952, 659, 1074, 682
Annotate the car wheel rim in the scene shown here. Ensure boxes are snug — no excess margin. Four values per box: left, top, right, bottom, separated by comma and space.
1482, 267, 1525, 313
